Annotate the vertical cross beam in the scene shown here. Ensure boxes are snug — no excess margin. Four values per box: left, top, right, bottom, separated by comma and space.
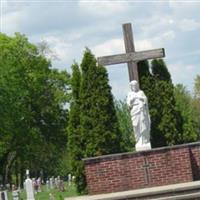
142, 157, 152, 184
123, 23, 139, 82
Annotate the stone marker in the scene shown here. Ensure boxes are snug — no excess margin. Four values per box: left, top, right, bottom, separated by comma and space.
0, 191, 8, 200
55, 177, 58, 188
68, 174, 72, 186
46, 179, 50, 191
49, 177, 53, 189
25, 170, 35, 200
37, 177, 41, 192
12, 189, 19, 200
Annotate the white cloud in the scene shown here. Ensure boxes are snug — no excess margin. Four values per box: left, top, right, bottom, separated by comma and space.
135, 40, 153, 51
42, 36, 72, 61
179, 19, 200, 32
92, 36, 155, 58
169, 1, 200, 14
168, 62, 199, 91
2, 9, 22, 33
78, 0, 130, 17
92, 38, 124, 57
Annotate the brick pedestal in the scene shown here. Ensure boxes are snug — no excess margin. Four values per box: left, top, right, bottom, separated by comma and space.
84, 142, 200, 194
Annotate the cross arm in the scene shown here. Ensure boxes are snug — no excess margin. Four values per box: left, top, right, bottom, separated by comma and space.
97, 48, 165, 66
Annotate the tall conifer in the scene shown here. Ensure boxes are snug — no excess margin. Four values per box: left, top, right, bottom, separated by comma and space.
138, 59, 183, 147
69, 49, 123, 193
80, 49, 122, 156
151, 59, 181, 145
67, 63, 83, 192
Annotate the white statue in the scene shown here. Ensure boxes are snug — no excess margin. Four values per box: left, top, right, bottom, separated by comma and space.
127, 80, 151, 151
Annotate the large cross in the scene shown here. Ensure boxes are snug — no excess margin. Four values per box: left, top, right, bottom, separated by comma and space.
97, 23, 165, 85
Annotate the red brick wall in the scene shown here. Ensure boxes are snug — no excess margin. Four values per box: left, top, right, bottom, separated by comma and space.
84, 142, 200, 194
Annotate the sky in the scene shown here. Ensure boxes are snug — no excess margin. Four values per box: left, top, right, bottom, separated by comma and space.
1, 0, 200, 99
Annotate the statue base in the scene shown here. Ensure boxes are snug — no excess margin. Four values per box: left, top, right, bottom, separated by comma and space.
136, 142, 151, 151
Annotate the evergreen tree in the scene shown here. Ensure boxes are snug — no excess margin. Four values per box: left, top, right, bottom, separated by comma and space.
67, 63, 83, 191
174, 84, 197, 143
80, 49, 122, 156
138, 60, 168, 147
114, 99, 134, 151
75, 48, 122, 193
151, 59, 171, 82
138, 59, 183, 147
151, 59, 181, 146
194, 75, 200, 99
192, 75, 200, 137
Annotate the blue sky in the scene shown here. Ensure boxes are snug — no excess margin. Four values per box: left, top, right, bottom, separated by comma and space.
1, 0, 200, 99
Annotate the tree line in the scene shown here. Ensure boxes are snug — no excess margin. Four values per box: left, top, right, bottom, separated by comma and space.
0, 33, 200, 193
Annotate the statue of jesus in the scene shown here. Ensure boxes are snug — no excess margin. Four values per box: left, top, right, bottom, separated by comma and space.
127, 80, 151, 151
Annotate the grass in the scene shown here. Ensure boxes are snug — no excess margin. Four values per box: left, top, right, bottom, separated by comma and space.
7, 183, 78, 200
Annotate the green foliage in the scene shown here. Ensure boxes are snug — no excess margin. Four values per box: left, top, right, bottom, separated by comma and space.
80, 49, 122, 156
151, 59, 171, 82
0, 33, 70, 184
194, 75, 200, 98
174, 84, 197, 143
192, 75, 200, 137
138, 59, 183, 147
114, 99, 135, 151
68, 48, 123, 193
67, 63, 83, 193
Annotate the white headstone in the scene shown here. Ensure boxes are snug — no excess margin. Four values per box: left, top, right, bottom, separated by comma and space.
68, 174, 72, 186
12, 190, 19, 200
25, 170, 35, 200
37, 177, 41, 192
46, 180, 49, 191
1, 191, 8, 200
49, 178, 53, 189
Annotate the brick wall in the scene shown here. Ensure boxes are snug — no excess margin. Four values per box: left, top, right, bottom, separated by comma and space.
84, 142, 200, 194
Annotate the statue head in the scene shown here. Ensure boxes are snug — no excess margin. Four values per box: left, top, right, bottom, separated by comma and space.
130, 80, 139, 92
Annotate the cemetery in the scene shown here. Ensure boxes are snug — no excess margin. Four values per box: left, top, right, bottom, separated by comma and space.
1, 2, 200, 200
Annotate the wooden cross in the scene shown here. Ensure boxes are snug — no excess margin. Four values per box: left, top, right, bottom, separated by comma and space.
141, 157, 153, 184
97, 23, 165, 85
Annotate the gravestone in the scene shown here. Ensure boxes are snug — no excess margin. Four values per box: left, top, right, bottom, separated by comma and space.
55, 177, 58, 188
25, 170, 35, 200
46, 179, 50, 191
68, 174, 72, 186
49, 177, 54, 189
12, 189, 19, 200
57, 176, 61, 187
37, 177, 41, 192
59, 180, 65, 192
0, 191, 8, 200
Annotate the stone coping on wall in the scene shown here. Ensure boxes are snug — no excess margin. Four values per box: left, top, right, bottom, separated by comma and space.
83, 141, 200, 164
65, 180, 200, 200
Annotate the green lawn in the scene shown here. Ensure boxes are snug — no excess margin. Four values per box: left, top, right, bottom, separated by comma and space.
8, 183, 78, 200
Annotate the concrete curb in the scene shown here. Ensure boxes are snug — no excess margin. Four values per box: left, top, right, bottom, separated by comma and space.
65, 181, 200, 200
